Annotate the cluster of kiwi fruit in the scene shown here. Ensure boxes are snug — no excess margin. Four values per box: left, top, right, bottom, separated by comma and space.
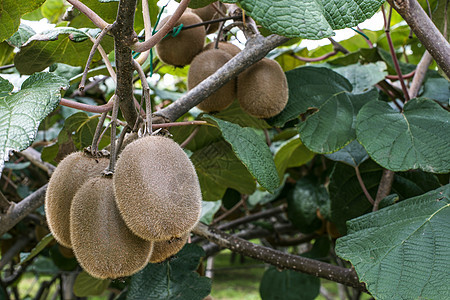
155, 2, 288, 119
45, 135, 202, 279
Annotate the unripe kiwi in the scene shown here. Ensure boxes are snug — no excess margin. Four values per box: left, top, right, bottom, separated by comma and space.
45, 152, 109, 248
191, 2, 227, 34
149, 233, 189, 263
188, 49, 236, 112
237, 58, 288, 118
70, 177, 153, 279
113, 136, 202, 241
155, 13, 206, 67
204, 41, 241, 57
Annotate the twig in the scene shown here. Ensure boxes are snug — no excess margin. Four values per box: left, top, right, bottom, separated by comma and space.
0, 64, 14, 71
218, 204, 287, 230
354, 166, 374, 205
291, 50, 338, 62
20, 148, 56, 175
91, 112, 108, 156
0, 235, 32, 270
408, 51, 433, 99
66, 0, 109, 29
211, 197, 246, 225
180, 126, 200, 148
105, 95, 119, 174
0, 191, 12, 214
386, 0, 450, 78
386, 70, 415, 80
130, 0, 191, 53
134, 0, 153, 65
79, 25, 114, 90
192, 222, 367, 291
152, 121, 208, 128
382, 5, 410, 102
373, 169, 396, 211
328, 38, 349, 54
133, 60, 152, 135
59, 98, 113, 113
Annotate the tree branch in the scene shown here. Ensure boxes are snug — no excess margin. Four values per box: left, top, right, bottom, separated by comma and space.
192, 223, 367, 291
386, 0, 450, 78
155, 34, 289, 122
66, 0, 109, 29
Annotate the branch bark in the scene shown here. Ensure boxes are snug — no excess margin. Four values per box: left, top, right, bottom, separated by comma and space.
155, 34, 289, 122
386, 0, 450, 78
192, 223, 367, 292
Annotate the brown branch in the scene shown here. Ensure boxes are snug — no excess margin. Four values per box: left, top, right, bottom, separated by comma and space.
180, 126, 200, 148
0, 235, 32, 270
386, 0, 450, 78
20, 147, 56, 175
409, 51, 433, 99
386, 70, 416, 80
373, 169, 396, 211
66, 0, 109, 29
218, 204, 287, 230
60, 98, 113, 113
130, 0, 191, 53
291, 50, 338, 62
192, 223, 367, 291
354, 166, 374, 205
155, 34, 289, 122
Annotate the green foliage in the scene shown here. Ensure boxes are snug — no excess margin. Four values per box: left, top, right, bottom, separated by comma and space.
73, 271, 111, 297
356, 98, 450, 173
128, 244, 211, 300
20, 233, 54, 264
273, 136, 315, 178
260, 266, 320, 300
336, 184, 450, 300
0, 73, 68, 173
174, 0, 216, 9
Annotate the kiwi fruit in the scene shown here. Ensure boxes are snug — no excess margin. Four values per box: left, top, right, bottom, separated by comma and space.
113, 135, 202, 241
155, 13, 206, 67
237, 58, 289, 118
45, 152, 109, 248
149, 233, 189, 263
188, 49, 236, 112
191, 2, 227, 34
70, 176, 153, 279
204, 41, 241, 57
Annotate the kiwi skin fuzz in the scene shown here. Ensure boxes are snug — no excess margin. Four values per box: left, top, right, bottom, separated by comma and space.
188, 49, 236, 112
204, 42, 240, 57
45, 152, 109, 248
149, 233, 189, 263
191, 2, 227, 34
155, 13, 206, 67
113, 136, 202, 241
237, 58, 288, 118
70, 177, 153, 279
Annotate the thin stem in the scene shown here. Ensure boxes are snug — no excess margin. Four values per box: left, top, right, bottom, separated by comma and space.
373, 169, 396, 211
291, 50, 338, 62
211, 197, 246, 225
218, 204, 287, 230
0, 64, 14, 71
91, 112, 108, 156
115, 125, 131, 157
131, 0, 191, 53
354, 166, 374, 205
409, 51, 433, 99
79, 24, 114, 90
106, 95, 119, 174
152, 121, 208, 129
0, 191, 12, 214
180, 126, 200, 148
66, 0, 109, 29
386, 70, 415, 80
133, 60, 152, 135
59, 98, 113, 113
135, 0, 152, 65
382, 5, 410, 103
180, 15, 242, 31
328, 38, 349, 54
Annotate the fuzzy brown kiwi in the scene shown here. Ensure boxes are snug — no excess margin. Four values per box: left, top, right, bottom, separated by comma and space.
191, 2, 227, 34
45, 152, 109, 248
70, 177, 153, 279
188, 49, 236, 112
113, 135, 202, 241
155, 13, 206, 67
149, 233, 189, 263
203, 41, 241, 57
237, 58, 288, 118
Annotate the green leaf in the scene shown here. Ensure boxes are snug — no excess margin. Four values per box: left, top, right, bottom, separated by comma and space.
20, 233, 54, 264
273, 136, 315, 178
204, 115, 279, 193
212, 99, 270, 129
0, 73, 68, 173
128, 244, 211, 300
174, 0, 216, 8
0, 0, 46, 42
324, 140, 369, 167
329, 160, 382, 234
260, 266, 320, 300
0, 41, 14, 66
287, 177, 329, 233
200, 200, 221, 224
335, 184, 450, 300
356, 98, 450, 173
62, 112, 111, 150
237, 0, 384, 39
190, 140, 256, 201
332, 62, 387, 93
421, 76, 450, 104
73, 271, 111, 297
393, 170, 441, 200
14, 27, 114, 74
6, 23, 36, 48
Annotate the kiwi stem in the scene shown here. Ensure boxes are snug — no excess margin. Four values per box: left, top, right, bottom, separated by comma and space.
134, 0, 152, 65
59, 98, 114, 113
373, 169, 395, 212
79, 24, 115, 90
291, 50, 338, 62
180, 126, 200, 148
91, 111, 108, 156
214, 21, 226, 49
133, 60, 152, 135
130, 0, 190, 53
179, 15, 242, 31
354, 166, 374, 205
66, 0, 109, 29
106, 95, 120, 173
115, 125, 131, 157
211, 2, 227, 18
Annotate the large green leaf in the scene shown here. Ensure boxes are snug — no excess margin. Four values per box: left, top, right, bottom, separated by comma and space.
324, 139, 368, 167
204, 116, 279, 193
0, 0, 45, 42
235, 0, 384, 39
356, 98, 450, 173
0, 73, 68, 173
336, 184, 450, 300
73, 271, 110, 297
190, 140, 256, 201
14, 27, 114, 74
6, 23, 35, 48
332, 62, 387, 93
260, 266, 320, 300
273, 135, 315, 178
128, 244, 211, 300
